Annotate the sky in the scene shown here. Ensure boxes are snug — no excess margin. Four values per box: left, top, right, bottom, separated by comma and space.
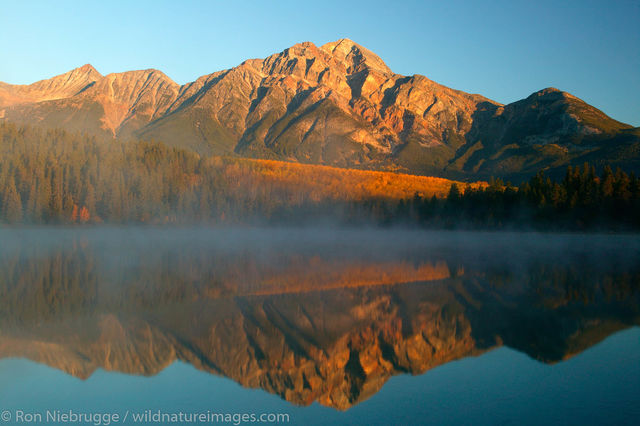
0, 0, 638, 125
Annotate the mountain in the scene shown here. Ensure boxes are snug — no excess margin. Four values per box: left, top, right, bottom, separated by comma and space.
0, 64, 101, 106
1, 39, 638, 179
447, 88, 640, 178
0, 65, 179, 137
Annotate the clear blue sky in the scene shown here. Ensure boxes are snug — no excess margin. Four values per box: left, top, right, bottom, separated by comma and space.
1, 0, 638, 125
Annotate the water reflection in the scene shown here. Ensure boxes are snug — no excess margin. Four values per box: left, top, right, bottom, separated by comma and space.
0, 228, 638, 410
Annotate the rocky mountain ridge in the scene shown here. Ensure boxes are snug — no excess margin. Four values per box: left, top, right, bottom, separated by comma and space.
1, 39, 637, 179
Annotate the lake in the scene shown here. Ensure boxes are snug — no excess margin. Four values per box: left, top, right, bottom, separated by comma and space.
0, 228, 638, 425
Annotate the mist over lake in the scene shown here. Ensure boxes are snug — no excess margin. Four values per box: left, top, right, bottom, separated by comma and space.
0, 227, 638, 425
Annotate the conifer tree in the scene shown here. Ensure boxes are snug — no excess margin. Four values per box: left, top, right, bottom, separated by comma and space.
2, 178, 23, 223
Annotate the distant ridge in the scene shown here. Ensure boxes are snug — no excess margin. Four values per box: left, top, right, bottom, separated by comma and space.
1, 39, 638, 180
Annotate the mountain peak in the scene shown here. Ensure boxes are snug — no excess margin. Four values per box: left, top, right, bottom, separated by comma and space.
531, 87, 565, 97
323, 38, 362, 52
275, 41, 322, 60
46, 63, 101, 83
101, 68, 178, 88
1, 42, 637, 179
105, 68, 162, 77
57, 64, 102, 83
75, 64, 100, 75
320, 38, 392, 75
526, 87, 594, 107
0, 63, 104, 106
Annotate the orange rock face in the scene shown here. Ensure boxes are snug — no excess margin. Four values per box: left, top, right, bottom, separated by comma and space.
0, 39, 495, 161
0, 39, 635, 178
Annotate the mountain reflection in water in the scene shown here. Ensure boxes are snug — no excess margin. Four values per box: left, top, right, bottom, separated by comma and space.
0, 228, 638, 410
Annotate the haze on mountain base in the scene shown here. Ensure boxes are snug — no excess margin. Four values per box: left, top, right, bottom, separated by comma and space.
1, 39, 638, 181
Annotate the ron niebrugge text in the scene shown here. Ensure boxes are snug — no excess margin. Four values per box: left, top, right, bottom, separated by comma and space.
1, 409, 290, 425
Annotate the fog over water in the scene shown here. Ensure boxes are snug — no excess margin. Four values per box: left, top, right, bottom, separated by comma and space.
0, 227, 638, 423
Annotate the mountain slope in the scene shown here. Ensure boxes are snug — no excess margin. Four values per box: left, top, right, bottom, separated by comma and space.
1, 39, 637, 179
0, 64, 102, 107
447, 88, 638, 178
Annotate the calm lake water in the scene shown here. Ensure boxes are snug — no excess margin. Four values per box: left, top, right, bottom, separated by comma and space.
0, 228, 638, 425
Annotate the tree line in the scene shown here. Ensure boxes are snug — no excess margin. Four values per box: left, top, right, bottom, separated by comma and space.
394, 163, 640, 230
1, 121, 639, 230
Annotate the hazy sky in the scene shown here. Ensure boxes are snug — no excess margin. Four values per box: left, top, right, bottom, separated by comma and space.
1, 0, 638, 125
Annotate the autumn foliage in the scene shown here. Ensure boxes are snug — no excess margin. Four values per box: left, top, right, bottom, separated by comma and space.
0, 122, 478, 225
1, 121, 639, 229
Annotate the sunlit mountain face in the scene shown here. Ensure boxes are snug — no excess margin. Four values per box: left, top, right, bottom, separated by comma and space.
0, 228, 638, 410
1, 39, 638, 180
